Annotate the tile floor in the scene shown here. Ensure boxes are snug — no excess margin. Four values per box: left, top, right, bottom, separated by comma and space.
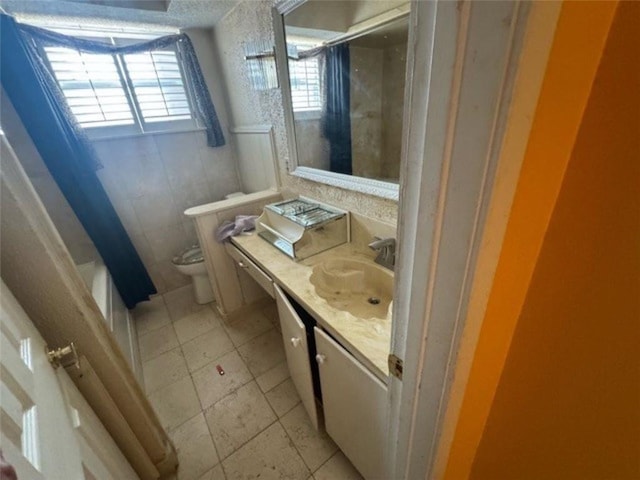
133, 285, 364, 480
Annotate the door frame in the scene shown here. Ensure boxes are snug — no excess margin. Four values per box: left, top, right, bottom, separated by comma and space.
388, 1, 561, 478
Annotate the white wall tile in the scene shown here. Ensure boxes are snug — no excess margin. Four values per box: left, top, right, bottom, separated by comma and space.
94, 135, 159, 162
133, 191, 181, 232
183, 220, 199, 245
111, 198, 144, 237
130, 234, 155, 265
145, 224, 188, 263
128, 154, 172, 199
156, 132, 207, 188
147, 263, 168, 294
96, 167, 129, 203
171, 180, 214, 215
158, 260, 190, 292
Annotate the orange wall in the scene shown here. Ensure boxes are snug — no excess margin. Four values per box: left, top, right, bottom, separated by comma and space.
465, 1, 640, 478
443, 1, 640, 478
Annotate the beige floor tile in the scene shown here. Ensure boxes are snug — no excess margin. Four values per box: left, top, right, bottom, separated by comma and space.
255, 361, 290, 393
222, 422, 310, 480
197, 464, 226, 480
164, 284, 210, 321
261, 301, 279, 325
142, 347, 189, 394
313, 452, 362, 480
134, 301, 171, 336
174, 308, 222, 345
223, 309, 273, 347
133, 294, 165, 316
192, 350, 253, 410
281, 404, 338, 472
236, 329, 285, 377
148, 377, 201, 432
170, 413, 219, 480
139, 323, 179, 361
182, 326, 235, 372
265, 378, 301, 417
204, 381, 277, 459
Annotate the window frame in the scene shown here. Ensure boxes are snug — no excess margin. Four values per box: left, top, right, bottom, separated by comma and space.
38, 30, 200, 140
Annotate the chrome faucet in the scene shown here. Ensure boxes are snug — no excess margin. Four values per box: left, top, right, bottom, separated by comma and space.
368, 237, 396, 270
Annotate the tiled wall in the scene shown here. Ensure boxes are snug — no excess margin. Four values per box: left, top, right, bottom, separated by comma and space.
212, 0, 399, 226
90, 28, 243, 294
1, 90, 101, 265
94, 130, 241, 294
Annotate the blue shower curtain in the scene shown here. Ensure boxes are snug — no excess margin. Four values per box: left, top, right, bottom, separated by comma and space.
0, 15, 163, 308
322, 44, 352, 175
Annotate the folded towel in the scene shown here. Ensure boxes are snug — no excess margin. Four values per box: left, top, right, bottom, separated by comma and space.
215, 215, 259, 243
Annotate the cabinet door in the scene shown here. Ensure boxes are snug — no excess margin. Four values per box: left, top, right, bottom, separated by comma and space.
314, 327, 388, 480
275, 285, 320, 429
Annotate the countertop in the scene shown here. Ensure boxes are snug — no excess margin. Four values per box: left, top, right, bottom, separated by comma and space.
230, 232, 391, 383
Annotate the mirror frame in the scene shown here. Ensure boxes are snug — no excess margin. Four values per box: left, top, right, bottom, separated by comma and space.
273, 0, 401, 201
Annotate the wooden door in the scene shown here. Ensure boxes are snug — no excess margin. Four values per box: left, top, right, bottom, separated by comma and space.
0, 279, 139, 479
274, 285, 320, 429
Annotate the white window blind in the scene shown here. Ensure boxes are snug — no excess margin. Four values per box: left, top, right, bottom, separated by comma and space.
122, 50, 192, 123
289, 54, 321, 112
42, 34, 196, 135
44, 46, 134, 128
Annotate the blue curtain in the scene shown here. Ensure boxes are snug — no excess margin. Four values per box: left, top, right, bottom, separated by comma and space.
322, 44, 352, 175
0, 15, 158, 308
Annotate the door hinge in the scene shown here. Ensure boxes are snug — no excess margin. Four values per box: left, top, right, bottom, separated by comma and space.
46, 342, 80, 370
388, 353, 403, 380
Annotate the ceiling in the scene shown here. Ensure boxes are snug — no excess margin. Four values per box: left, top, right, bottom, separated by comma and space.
348, 17, 408, 49
285, 0, 407, 33
0, 0, 239, 29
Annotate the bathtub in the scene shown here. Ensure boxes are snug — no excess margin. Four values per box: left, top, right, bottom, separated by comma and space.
77, 261, 144, 387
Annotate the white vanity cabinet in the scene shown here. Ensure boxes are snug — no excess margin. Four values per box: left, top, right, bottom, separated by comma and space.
226, 242, 275, 299
227, 236, 390, 480
314, 327, 388, 480
274, 284, 320, 429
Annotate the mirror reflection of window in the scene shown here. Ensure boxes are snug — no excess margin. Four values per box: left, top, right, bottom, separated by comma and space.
288, 44, 322, 114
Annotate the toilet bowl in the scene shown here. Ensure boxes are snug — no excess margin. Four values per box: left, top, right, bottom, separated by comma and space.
171, 245, 214, 304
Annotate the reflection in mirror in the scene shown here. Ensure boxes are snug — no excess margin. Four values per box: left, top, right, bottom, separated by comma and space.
283, 1, 409, 184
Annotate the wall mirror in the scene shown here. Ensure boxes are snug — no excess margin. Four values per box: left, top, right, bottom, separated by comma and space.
274, 0, 410, 200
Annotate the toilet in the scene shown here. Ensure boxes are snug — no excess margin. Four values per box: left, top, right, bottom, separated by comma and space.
171, 245, 214, 304
172, 192, 246, 304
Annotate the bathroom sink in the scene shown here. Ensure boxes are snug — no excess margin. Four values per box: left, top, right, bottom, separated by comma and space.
309, 258, 393, 320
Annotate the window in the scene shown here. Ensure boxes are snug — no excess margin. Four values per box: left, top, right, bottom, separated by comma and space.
288, 45, 322, 113
41, 31, 196, 137
44, 47, 135, 128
